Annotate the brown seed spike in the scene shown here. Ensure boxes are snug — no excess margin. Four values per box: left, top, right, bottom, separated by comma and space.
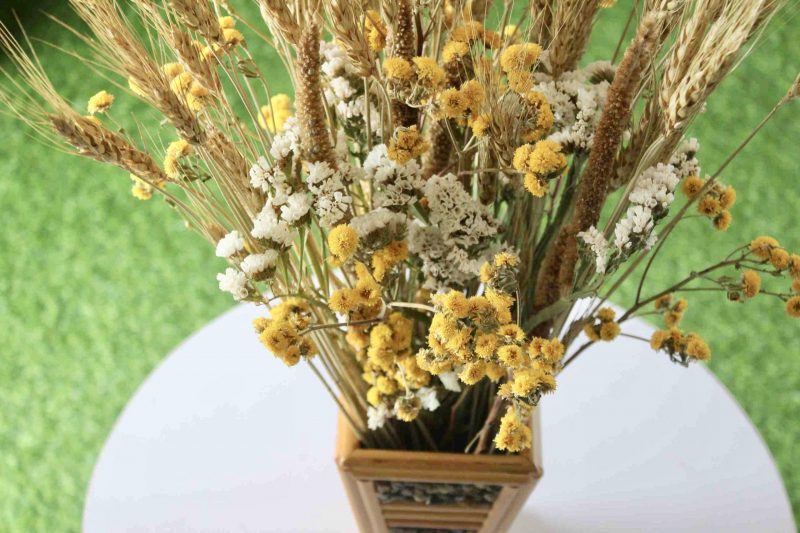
295, 23, 337, 168
390, 0, 418, 128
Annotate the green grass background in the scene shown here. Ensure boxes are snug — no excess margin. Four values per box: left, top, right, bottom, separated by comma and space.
0, 2, 797, 531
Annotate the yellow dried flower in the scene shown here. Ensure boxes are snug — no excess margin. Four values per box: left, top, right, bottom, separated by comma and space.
372, 240, 408, 281
387, 126, 429, 164
471, 114, 491, 137
383, 57, 415, 81
682, 175, 704, 198
741, 270, 761, 298
259, 93, 293, 133
719, 186, 737, 209
364, 10, 387, 51
130, 175, 154, 200
599, 321, 621, 341
787, 296, 800, 318
170, 72, 194, 95
498, 344, 527, 368
697, 195, 722, 217
524, 174, 548, 197
650, 329, 669, 350
450, 21, 484, 43
507, 70, 534, 93
87, 90, 114, 114
597, 307, 616, 322
750, 236, 780, 260
328, 224, 359, 265
541, 338, 565, 362
328, 288, 360, 314
788, 255, 800, 280
770, 248, 790, 270
222, 28, 245, 46
500, 43, 542, 73
412, 56, 446, 88
438, 87, 468, 118
459, 79, 485, 111
395, 395, 422, 422
218, 16, 236, 30
442, 41, 469, 63
494, 407, 531, 452
684, 333, 711, 361
162, 62, 185, 80
458, 361, 487, 385
167, 139, 192, 159
435, 290, 470, 319
713, 211, 732, 231
186, 83, 210, 111
475, 333, 499, 358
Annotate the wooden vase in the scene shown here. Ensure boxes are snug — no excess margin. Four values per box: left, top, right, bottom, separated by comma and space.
334, 410, 542, 533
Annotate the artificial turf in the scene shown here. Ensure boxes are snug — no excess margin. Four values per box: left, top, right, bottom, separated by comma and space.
0, 2, 797, 531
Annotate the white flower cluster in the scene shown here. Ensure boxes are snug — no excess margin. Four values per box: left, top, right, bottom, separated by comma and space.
670, 137, 700, 179
614, 163, 680, 251
534, 61, 613, 152
578, 163, 681, 275
363, 144, 425, 210
268, 116, 300, 161
577, 226, 610, 274
350, 207, 406, 242
216, 268, 249, 301
409, 174, 498, 289
367, 387, 440, 430
215, 230, 245, 258
249, 155, 311, 246
320, 41, 381, 135
306, 161, 355, 229
241, 250, 279, 276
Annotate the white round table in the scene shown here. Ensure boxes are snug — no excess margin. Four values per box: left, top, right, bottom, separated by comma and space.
83, 304, 796, 532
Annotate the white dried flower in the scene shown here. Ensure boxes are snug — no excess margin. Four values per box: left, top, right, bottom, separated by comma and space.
216, 268, 249, 300
416, 387, 440, 411
240, 250, 279, 275
215, 230, 245, 258
251, 202, 296, 248
577, 226, 610, 274
438, 371, 461, 392
367, 404, 390, 430
280, 192, 312, 224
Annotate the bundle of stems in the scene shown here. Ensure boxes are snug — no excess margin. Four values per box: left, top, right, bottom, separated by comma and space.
1, 0, 798, 454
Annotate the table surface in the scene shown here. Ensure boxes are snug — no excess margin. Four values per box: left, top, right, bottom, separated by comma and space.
83, 304, 796, 532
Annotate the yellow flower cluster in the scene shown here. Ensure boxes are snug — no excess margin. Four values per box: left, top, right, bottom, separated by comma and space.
219, 16, 245, 47
415, 253, 562, 451
583, 307, 621, 341
129, 174, 163, 201
164, 139, 193, 180
364, 10, 387, 51
328, 262, 383, 320
521, 91, 554, 142
254, 298, 318, 366
747, 236, 800, 317
653, 294, 688, 328
513, 140, 567, 197
383, 56, 446, 90
259, 94, 293, 133
372, 240, 408, 281
387, 126, 430, 164
683, 176, 736, 231
493, 406, 532, 453
650, 328, 711, 365
87, 90, 115, 114
741, 270, 761, 299
362, 312, 431, 421
437, 79, 485, 119
167, 65, 210, 112
499, 43, 542, 73
449, 21, 501, 49
327, 224, 359, 266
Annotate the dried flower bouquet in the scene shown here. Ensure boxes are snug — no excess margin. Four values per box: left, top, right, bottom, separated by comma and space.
1, 0, 798, 457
